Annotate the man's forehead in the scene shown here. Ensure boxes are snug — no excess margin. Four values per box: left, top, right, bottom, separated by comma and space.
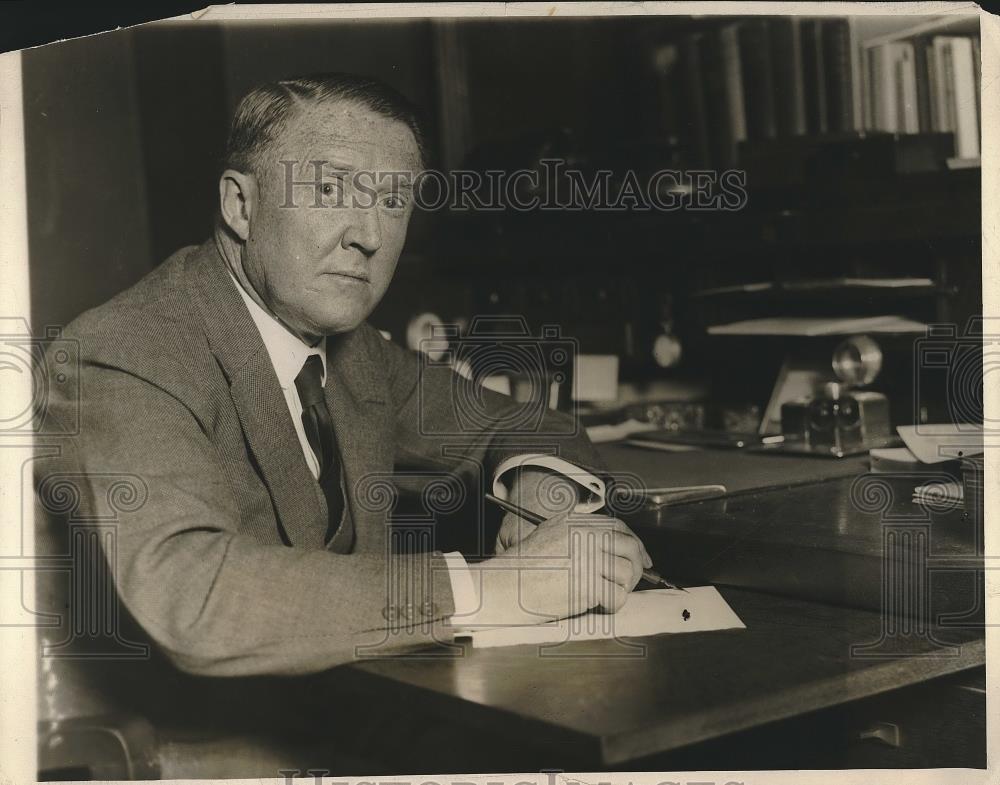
278, 100, 421, 169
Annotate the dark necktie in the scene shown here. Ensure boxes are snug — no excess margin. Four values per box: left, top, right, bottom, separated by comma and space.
294, 355, 352, 552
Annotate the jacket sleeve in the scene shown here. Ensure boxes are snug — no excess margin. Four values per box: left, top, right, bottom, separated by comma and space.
372, 327, 607, 485
36, 341, 456, 678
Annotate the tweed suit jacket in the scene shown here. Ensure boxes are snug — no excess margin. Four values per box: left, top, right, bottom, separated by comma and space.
38, 238, 603, 677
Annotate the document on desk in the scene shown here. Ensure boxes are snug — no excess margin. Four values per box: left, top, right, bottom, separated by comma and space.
456, 586, 745, 649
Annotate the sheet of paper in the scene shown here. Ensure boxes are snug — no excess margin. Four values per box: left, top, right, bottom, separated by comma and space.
585, 418, 660, 444
913, 481, 964, 505
897, 423, 984, 463
458, 586, 745, 649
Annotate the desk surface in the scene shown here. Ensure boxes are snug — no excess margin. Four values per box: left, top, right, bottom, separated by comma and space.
330, 464, 984, 770
633, 474, 980, 614
597, 442, 872, 496
340, 586, 983, 767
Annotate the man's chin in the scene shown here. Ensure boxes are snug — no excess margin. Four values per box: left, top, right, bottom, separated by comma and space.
309, 310, 370, 337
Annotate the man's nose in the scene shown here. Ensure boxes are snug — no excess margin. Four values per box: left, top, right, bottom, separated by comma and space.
341, 206, 383, 255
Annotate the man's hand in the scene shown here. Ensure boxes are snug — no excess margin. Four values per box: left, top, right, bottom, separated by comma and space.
495, 467, 581, 554
495, 511, 537, 555
464, 509, 653, 627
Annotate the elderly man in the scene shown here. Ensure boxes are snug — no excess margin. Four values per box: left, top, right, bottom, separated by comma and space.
40, 73, 651, 676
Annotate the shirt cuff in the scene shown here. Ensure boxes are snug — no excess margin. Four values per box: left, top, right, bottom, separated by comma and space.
443, 550, 478, 619
492, 453, 606, 514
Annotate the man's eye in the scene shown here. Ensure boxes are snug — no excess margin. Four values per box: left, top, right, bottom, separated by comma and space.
320, 182, 342, 197
381, 194, 408, 210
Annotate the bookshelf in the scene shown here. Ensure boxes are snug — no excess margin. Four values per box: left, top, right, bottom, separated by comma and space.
859, 15, 980, 47
861, 16, 981, 159
661, 14, 982, 169
656, 15, 984, 401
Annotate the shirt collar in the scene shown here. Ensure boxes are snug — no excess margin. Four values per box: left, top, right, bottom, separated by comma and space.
227, 269, 327, 390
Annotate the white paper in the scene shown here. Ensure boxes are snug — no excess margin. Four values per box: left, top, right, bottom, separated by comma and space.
585, 418, 660, 444
897, 423, 984, 463
572, 354, 619, 402
457, 586, 745, 649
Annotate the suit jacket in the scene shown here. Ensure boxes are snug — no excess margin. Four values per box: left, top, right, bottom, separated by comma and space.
37, 238, 603, 676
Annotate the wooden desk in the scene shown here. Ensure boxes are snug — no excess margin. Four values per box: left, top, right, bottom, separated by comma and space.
314, 470, 985, 773
633, 474, 982, 617
321, 587, 983, 773
39, 462, 984, 777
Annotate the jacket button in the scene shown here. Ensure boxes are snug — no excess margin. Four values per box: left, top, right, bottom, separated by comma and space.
419, 601, 438, 617
400, 602, 415, 620
381, 605, 398, 621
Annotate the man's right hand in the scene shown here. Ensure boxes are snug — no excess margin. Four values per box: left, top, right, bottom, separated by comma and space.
461, 511, 653, 627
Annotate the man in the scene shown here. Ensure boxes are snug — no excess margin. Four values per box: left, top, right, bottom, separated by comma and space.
39, 73, 651, 677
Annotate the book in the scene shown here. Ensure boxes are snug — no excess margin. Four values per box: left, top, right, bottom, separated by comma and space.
932, 36, 979, 158
926, 40, 940, 131
849, 19, 865, 132
912, 36, 934, 131
869, 41, 916, 132
822, 19, 856, 132
896, 43, 919, 132
801, 19, 828, 134
769, 17, 807, 136
700, 25, 747, 166
972, 36, 981, 134
739, 19, 777, 140
678, 33, 710, 166
721, 23, 748, 156
862, 46, 874, 129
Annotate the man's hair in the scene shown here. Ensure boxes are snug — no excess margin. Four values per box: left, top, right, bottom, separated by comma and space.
223, 73, 428, 180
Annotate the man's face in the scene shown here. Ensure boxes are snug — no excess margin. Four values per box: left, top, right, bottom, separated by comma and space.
243, 100, 420, 340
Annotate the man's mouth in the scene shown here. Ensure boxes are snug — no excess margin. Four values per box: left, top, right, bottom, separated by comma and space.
326, 271, 371, 283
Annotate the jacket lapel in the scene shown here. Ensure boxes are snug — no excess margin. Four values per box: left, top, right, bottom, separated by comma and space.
324, 329, 392, 551
184, 239, 327, 549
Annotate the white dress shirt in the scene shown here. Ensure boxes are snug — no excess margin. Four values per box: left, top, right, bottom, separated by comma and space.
228, 270, 605, 621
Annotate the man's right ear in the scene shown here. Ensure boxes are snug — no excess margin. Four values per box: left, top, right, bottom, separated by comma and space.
219, 169, 257, 241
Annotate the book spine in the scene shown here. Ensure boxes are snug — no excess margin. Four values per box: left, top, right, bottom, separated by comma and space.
848, 19, 864, 132
899, 43, 919, 133
863, 45, 875, 130
946, 36, 979, 158
769, 17, 806, 136
720, 23, 748, 158
972, 36, 981, 138
790, 19, 808, 134
942, 40, 957, 136
739, 19, 777, 140
926, 41, 947, 131
912, 37, 933, 132
870, 44, 897, 132
679, 33, 711, 167
893, 55, 906, 133
822, 19, 853, 133
700, 29, 731, 167
802, 19, 828, 134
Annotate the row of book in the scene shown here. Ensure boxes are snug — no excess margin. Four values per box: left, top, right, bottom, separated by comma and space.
670, 17, 981, 167
868, 34, 981, 158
